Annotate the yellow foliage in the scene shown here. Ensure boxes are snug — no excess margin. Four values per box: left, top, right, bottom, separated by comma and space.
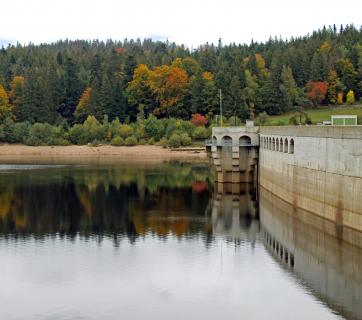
202, 71, 214, 81
0, 84, 9, 106
320, 41, 331, 53
337, 92, 344, 104
76, 87, 92, 114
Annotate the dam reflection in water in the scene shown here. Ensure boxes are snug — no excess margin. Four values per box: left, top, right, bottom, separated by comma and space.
0, 163, 361, 320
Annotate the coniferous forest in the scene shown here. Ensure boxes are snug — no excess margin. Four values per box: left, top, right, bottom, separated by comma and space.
1, 24, 362, 146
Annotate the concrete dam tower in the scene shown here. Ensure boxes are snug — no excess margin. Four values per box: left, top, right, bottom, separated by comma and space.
206, 124, 259, 185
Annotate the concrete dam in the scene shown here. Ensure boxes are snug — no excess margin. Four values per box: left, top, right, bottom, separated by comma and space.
206, 125, 362, 237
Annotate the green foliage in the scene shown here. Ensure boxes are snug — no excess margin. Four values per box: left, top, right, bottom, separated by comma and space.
124, 136, 137, 146
167, 133, 182, 148
144, 115, 165, 140
192, 126, 209, 140
255, 112, 268, 125
110, 136, 124, 146
158, 137, 168, 148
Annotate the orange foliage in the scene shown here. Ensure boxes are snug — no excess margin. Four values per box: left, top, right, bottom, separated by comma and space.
116, 48, 126, 54
191, 113, 208, 126
305, 81, 328, 105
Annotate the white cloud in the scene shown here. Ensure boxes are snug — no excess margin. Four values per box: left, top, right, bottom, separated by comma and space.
0, 0, 361, 47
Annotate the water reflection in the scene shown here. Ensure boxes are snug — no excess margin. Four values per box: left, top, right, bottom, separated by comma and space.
0, 163, 211, 241
0, 163, 360, 319
260, 187, 362, 320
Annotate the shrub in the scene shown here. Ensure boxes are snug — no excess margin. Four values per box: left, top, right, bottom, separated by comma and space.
192, 126, 209, 140
168, 133, 181, 148
83, 115, 104, 141
24, 135, 42, 146
191, 113, 208, 126
119, 124, 133, 138
52, 138, 70, 146
124, 136, 137, 146
28, 123, 53, 145
67, 124, 88, 145
158, 137, 168, 148
139, 138, 147, 145
255, 112, 268, 126
147, 137, 156, 145
13, 122, 30, 143
144, 115, 165, 140
180, 133, 192, 146
110, 136, 124, 146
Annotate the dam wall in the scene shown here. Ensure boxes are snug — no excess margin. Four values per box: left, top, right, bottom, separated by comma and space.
260, 187, 362, 319
259, 126, 362, 233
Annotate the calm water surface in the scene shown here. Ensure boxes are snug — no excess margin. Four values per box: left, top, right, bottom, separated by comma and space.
0, 161, 360, 320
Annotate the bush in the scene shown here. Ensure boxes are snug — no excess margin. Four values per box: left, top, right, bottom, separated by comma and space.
51, 138, 70, 146
124, 136, 137, 146
67, 124, 88, 145
83, 116, 104, 141
13, 122, 30, 143
119, 124, 133, 138
139, 138, 147, 145
158, 137, 168, 148
192, 126, 209, 140
168, 133, 181, 148
24, 135, 42, 146
28, 123, 54, 145
144, 115, 165, 140
180, 133, 192, 146
147, 137, 156, 145
255, 112, 268, 126
110, 136, 124, 146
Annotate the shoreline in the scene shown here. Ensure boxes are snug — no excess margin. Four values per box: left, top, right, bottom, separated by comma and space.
0, 144, 207, 163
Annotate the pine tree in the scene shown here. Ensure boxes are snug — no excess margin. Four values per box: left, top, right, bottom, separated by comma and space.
280, 66, 297, 112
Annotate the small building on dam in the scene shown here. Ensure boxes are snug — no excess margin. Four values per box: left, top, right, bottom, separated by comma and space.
206, 124, 362, 239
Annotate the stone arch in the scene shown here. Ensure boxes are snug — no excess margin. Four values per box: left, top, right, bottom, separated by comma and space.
239, 135, 251, 146
272, 137, 275, 151
221, 135, 233, 146
289, 138, 295, 154
268, 137, 272, 150
212, 136, 217, 145
284, 138, 288, 153
276, 138, 280, 151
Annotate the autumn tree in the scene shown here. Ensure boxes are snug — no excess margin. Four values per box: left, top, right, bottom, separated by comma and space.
305, 81, 328, 106
327, 70, 344, 104
10, 76, 25, 122
0, 84, 12, 122
75, 88, 92, 122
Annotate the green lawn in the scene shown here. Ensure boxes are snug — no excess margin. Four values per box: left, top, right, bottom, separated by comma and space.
265, 105, 362, 125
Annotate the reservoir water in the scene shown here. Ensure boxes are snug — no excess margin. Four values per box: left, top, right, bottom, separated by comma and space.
0, 161, 360, 320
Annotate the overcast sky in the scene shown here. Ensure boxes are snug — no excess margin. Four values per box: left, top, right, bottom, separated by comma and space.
1, 0, 361, 47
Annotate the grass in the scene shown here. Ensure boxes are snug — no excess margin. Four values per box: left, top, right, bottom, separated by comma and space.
264, 104, 362, 125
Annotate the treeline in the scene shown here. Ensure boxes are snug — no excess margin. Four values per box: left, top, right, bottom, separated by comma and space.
1, 24, 362, 130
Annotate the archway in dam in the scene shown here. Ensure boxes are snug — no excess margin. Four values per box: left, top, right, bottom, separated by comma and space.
221, 136, 233, 146
239, 135, 252, 146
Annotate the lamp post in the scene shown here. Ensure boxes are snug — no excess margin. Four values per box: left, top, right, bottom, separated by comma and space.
219, 89, 223, 127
